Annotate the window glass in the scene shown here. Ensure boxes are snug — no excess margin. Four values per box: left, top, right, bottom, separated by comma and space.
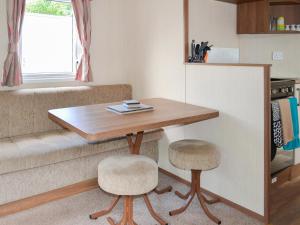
21, 0, 79, 81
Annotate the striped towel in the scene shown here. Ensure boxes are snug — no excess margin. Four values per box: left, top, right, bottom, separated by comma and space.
271, 101, 284, 148
283, 97, 300, 151
278, 99, 294, 145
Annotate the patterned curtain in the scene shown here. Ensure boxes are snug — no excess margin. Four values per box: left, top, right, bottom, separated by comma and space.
71, 0, 92, 82
1, 0, 26, 87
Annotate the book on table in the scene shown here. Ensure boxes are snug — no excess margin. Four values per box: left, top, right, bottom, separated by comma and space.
106, 103, 154, 114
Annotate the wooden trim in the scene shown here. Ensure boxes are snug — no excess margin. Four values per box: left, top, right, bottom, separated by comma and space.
0, 178, 98, 217
264, 65, 271, 225
183, 0, 189, 63
185, 62, 272, 67
158, 168, 265, 223
291, 163, 300, 180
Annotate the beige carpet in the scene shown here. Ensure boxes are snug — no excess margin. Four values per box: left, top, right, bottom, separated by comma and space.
0, 173, 263, 225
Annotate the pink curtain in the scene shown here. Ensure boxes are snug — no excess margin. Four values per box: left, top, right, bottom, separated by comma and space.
1, 0, 26, 87
72, 0, 92, 82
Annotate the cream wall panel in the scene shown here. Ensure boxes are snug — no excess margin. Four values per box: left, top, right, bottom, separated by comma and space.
184, 65, 265, 215
239, 35, 300, 78
121, 0, 265, 215
189, 0, 239, 49
120, 0, 187, 173
122, 0, 186, 101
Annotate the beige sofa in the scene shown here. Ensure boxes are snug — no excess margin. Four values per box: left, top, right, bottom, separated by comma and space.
0, 85, 161, 205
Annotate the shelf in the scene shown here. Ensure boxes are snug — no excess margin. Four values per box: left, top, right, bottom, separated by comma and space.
217, 0, 300, 4
267, 30, 300, 33
236, 0, 300, 34
270, 0, 300, 5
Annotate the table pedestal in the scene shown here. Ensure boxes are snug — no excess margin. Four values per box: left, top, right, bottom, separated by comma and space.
126, 131, 172, 194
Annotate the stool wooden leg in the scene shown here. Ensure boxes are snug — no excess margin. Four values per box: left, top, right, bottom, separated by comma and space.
107, 196, 133, 225
197, 193, 221, 225
200, 193, 220, 205
169, 170, 221, 224
175, 189, 191, 200
143, 194, 168, 225
169, 192, 195, 216
194, 170, 221, 224
169, 170, 197, 216
154, 185, 173, 195
89, 196, 121, 220
107, 217, 117, 225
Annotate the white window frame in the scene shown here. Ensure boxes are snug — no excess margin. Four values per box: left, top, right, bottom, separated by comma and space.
21, 1, 80, 84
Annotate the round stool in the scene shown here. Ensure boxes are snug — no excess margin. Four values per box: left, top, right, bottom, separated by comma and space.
168, 140, 221, 224
89, 155, 168, 225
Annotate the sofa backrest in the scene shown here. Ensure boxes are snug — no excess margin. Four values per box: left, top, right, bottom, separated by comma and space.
0, 85, 132, 138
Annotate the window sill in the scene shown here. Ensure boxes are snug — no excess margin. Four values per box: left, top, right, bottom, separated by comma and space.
0, 74, 87, 91
22, 73, 76, 84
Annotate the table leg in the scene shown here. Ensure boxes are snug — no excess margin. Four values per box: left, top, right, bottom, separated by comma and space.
126, 131, 144, 154
126, 131, 172, 195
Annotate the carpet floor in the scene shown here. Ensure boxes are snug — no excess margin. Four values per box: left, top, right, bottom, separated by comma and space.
0, 173, 263, 225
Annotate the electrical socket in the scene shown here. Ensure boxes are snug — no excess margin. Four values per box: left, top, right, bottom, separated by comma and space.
272, 51, 284, 61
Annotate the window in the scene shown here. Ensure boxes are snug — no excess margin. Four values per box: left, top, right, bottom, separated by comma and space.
21, 0, 80, 83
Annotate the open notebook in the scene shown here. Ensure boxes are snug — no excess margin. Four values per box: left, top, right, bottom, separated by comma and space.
106, 104, 154, 115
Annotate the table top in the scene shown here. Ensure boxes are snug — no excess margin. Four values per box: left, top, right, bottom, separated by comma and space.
48, 98, 219, 142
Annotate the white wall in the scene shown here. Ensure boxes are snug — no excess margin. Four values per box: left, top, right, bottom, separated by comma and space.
239, 34, 300, 78
185, 65, 265, 215
0, 0, 127, 89
122, 0, 265, 216
189, 0, 239, 48
122, 0, 186, 100
90, 0, 128, 85
157, 65, 266, 216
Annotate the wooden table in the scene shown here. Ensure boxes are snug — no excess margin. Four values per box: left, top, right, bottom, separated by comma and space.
49, 98, 219, 223
48, 98, 219, 154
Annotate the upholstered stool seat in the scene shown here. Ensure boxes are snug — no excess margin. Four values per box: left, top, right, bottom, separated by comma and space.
168, 140, 222, 225
90, 155, 167, 225
169, 140, 220, 171
98, 155, 158, 196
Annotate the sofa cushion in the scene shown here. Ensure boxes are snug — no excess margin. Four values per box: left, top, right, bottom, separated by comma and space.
0, 130, 162, 176
0, 85, 132, 138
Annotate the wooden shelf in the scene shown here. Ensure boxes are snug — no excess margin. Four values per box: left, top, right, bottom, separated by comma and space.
270, 0, 300, 5
217, 0, 300, 4
267, 30, 300, 33
236, 0, 300, 34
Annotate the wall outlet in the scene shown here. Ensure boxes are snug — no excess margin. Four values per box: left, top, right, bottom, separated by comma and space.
272, 51, 284, 61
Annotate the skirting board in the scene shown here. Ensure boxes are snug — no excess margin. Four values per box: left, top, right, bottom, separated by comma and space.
0, 178, 98, 217
0, 168, 264, 222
